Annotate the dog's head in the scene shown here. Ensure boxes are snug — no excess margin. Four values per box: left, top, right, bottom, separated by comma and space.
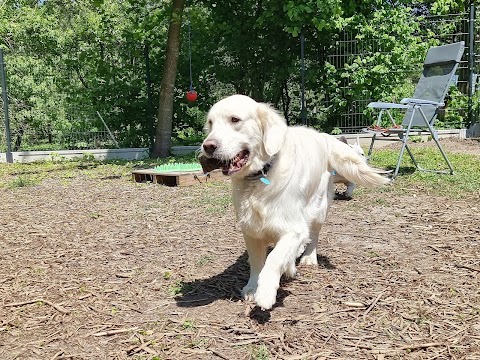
199, 95, 287, 177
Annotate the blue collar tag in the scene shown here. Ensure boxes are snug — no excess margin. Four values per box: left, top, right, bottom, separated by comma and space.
260, 177, 271, 185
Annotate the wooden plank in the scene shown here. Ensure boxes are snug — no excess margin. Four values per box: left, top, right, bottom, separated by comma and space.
131, 169, 226, 187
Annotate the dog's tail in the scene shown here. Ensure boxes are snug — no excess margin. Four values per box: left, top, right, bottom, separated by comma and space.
328, 136, 390, 188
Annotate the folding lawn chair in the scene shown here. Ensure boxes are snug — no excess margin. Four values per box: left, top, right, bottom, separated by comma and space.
365, 41, 465, 178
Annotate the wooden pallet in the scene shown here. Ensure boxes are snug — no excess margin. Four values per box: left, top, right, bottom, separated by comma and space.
131, 168, 226, 187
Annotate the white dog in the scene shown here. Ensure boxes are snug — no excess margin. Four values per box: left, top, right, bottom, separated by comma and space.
333, 136, 366, 200
199, 95, 389, 310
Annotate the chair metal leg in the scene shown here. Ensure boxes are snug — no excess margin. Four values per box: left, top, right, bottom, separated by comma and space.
394, 109, 416, 178
367, 109, 384, 163
418, 108, 455, 175
431, 134, 454, 174
404, 143, 420, 169
367, 132, 377, 162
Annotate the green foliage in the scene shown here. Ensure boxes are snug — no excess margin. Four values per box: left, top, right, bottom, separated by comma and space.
437, 86, 480, 129
0, 0, 475, 152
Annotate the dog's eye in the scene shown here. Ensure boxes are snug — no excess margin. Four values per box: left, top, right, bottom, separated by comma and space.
207, 119, 212, 127
231, 117, 241, 123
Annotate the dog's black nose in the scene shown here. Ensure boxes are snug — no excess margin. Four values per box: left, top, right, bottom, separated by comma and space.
203, 140, 218, 155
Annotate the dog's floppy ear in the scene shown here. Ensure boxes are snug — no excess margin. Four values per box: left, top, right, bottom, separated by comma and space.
257, 103, 287, 156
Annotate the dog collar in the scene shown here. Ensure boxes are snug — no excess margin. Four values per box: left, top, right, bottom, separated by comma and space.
246, 161, 273, 184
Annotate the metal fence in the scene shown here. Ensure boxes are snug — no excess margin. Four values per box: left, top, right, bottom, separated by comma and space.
321, 5, 479, 133
1, 6, 479, 156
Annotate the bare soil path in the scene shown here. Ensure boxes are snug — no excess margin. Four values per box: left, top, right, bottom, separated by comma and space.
1, 139, 479, 359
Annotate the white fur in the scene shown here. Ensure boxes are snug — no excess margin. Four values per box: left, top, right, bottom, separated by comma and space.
201, 95, 390, 310
333, 138, 366, 199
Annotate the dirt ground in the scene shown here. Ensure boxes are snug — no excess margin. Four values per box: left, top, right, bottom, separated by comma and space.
1, 139, 479, 360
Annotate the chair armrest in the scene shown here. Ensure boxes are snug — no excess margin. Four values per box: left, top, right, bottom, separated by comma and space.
367, 102, 409, 109
400, 98, 445, 107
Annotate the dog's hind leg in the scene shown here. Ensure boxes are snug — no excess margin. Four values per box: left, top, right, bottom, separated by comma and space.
254, 230, 308, 310
299, 174, 332, 266
241, 235, 267, 302
299, 223, 322, 265
344, 182, 356, 199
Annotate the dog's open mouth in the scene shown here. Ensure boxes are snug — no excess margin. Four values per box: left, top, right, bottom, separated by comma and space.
199, 150, 250, 176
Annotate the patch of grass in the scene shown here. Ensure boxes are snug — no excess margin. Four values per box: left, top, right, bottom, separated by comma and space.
191, 184, 232, 214
251, 344, 270, 360
369, 147, 480, 198
187, 338, 208, 348
195, 254, 213, 267
181, 319, 196, 330
168, 280, 192, 296
0, 153, 200, 187
168, 281, 184, 296
8, 175, 38, 188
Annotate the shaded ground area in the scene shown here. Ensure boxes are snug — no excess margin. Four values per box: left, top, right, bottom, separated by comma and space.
1, 139, 479, 360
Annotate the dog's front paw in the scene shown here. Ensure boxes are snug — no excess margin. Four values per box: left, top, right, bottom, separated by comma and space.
254, 285, 278, 310
241, 283, 257, 302
299, 254, 318, 265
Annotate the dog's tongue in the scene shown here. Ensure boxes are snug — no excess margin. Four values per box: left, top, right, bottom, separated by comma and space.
223, 160, 240, 175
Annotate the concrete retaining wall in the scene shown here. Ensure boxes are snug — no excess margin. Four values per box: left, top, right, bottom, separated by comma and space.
0, 148, 149, 163
0, 129, 467, 163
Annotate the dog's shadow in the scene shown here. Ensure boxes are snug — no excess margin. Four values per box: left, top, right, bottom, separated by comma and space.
175, 252, 250, 308
175, 252, 335, 322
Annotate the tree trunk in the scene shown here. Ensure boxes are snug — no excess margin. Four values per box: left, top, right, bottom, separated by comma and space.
152, 0, 185, 158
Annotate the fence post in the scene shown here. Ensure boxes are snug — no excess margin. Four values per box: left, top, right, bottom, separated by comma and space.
0, 48, 13, 163
300, 31, 307, 125
468, 1, 476, 127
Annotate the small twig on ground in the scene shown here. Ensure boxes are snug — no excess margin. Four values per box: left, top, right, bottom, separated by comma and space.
0, 277, 14, 284
343, 302, 366, 308
320, 331, 334, 349
336, 232, 387, 241
399, 342, 443, 351
363, 290, 386, 317
281, 351, 312, 360
210, 349, 231, 360
49, 351, 64, 360
127, 340, 157, 356
455, 263, 480, 273
91, 327, 139, 337
78, 293, 95, 300
231, 338, 260, 346
49, 352, 82, 360
4, 298, 70, 314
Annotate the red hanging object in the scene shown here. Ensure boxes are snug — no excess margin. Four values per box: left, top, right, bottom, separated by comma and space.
186, 89, 198, 102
